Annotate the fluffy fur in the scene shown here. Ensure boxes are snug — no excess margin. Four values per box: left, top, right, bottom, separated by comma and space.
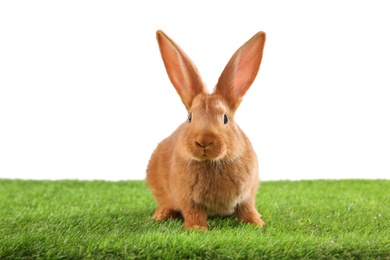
146, 30, 266, 231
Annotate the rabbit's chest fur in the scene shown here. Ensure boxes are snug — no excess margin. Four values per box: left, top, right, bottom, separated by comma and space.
181, 160, 255, 216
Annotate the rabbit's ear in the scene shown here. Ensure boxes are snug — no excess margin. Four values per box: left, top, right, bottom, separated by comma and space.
156, 30, 207, 111
215, 32, 266, 111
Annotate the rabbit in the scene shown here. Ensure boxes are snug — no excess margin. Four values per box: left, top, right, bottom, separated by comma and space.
146, 30, 266, 231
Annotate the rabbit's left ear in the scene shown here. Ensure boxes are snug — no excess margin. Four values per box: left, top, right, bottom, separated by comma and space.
215, 32, 266, 111
156, 30, 207, 111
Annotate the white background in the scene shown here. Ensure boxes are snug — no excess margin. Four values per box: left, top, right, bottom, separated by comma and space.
1, 1, 389, 181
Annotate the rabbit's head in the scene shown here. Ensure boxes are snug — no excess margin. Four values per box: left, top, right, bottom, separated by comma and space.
156, 30, 266, 162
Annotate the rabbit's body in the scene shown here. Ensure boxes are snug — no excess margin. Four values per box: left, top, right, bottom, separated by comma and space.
147, 110, 258, 217
147, 30, 266, 231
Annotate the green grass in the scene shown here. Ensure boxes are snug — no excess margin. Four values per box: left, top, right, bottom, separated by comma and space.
0, 179, 389, 259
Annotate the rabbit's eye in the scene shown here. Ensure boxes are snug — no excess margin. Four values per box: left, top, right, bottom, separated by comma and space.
188, 113, 192, 123
223, 114, 228, 124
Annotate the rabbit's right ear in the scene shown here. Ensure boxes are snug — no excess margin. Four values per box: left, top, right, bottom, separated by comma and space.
215, 32, 266, 112
156, 30, 207, 111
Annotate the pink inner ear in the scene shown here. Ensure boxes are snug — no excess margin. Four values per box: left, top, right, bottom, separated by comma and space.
159, 40, 188, 96
157, 30, 207, 110
233, 40, 263, 97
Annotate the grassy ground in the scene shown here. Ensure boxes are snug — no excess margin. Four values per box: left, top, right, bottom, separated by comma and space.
0, 179, 389, 259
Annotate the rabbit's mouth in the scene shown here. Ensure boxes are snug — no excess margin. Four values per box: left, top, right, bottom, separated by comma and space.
192, 142, 226, 161
197, 151, 219, 161
186, 133, 227, 161
200, 151, 210, 160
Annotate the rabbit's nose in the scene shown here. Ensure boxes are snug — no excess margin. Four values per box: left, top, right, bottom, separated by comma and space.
195, 141, 213, 148
194, 133, 217, 148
